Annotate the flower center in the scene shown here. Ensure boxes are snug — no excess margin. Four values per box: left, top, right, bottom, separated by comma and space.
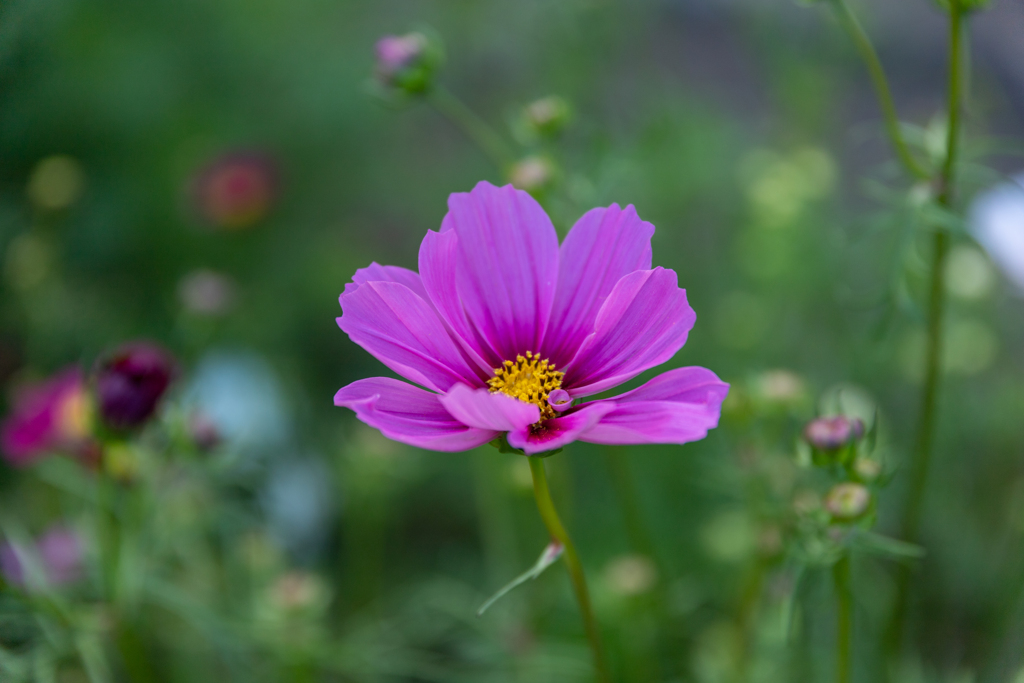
487, 351, 564, 421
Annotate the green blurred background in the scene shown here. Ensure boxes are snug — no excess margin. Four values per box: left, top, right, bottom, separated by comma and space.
1, 0, 1023, 681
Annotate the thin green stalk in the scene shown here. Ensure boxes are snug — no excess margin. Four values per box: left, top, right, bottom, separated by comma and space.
834, 556, 853, 683
829, 0, 930, 180
528, 457, 611, 683
428, 86, 514, 170
886, 0, 964, 662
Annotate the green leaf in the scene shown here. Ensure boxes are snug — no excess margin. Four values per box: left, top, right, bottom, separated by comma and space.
849, 529, 925, 561
477, 542, 563, 616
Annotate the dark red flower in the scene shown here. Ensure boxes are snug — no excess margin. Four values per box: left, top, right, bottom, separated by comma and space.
95, 343, 177, 430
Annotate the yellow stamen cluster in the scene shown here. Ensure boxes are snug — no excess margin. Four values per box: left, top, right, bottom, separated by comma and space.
488, 351, 564, 421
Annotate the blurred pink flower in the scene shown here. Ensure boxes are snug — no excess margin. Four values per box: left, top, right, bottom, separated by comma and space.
335, 181, 728, 455
0, 525, 84, 588
1, 367, 92, 466
192, 152, 277, 230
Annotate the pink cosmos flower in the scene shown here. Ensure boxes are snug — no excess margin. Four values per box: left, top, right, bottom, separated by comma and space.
1, 367, 92, 467
334, 182, 729, 455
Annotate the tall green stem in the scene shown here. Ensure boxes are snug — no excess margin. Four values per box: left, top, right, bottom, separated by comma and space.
886, 0, 964, 662
528, 457, 611, 683
429, 86, 513, 170
829, 0, 930, 180
834, 555, 853, 683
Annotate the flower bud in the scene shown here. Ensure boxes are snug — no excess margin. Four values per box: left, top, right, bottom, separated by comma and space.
824, 483, 871, 521
373, 32, 443, 95
803, 415, 864, 451
508, 156, 557, 194
27, 156, 84, 211
188, 411, 220, 452
853, 457, 882, 482
178, 269, 237, 316
103, 442, 140, 483
95, 343, 176, 430
191, 152, 277, 230
521, 96, 572, 138
604, 554, 658, 596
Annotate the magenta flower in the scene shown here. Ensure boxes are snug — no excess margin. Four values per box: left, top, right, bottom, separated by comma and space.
1, 367, 92, 467
334, 182, 728, 456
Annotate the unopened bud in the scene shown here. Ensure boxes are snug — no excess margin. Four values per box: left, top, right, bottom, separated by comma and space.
192, 152, 277, 230
508, 156, 556, 194
188, 411, 220, 452
604, 554, 658, 596
95, 343, 176, 430
522, 96, 572, 138
103, 442, 140, 483
803, 415, 864, 451
853, 458, 882, 482
178, 269, 237, 316
27, 156, 84, 211
373, 32, 443, 95
824, 483, 871, 521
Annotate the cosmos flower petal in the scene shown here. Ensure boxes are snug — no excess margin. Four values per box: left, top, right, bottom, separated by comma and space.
439, 384, 540, 432
544, 204, 654, 365
564, 268, 696, 396
418, 227, 495, 372
507, 402, 616, 456
346, 262, 428, 299
579, 367, 729, 445
334, 378, 497, 452
442, 181, 559, 362
338, 281, 481, 393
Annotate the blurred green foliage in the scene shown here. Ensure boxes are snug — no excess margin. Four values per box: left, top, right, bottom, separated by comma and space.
1, 0, 1023, 681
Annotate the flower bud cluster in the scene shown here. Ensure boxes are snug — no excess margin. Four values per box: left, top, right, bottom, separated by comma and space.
801, 413, 880, 524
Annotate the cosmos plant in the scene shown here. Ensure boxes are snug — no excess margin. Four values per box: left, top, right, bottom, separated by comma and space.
335, 180, 727, 679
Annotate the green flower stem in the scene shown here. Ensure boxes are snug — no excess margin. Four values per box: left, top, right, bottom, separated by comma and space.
887, 0, 964, 661
834, 555, 853, 683
829, 0, 930, 180
528, 456, 611, 683
428, 86, 514, 171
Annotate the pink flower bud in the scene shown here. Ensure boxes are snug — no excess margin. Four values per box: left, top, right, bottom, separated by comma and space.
803, 415, 864, 451
373, 32, 442, 95
95, 343, 176, 430
192, 152, 277, 230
